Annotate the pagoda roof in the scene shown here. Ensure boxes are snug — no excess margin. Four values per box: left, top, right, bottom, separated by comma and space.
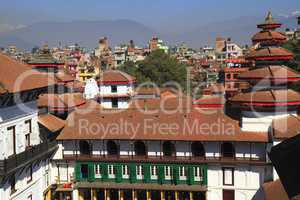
28, 45, 64, 66
238, 65, 300, 82
257, 11, 282, 30
252, 31, 287, 44
230, 89, 300, 106
272, 115, 300, 140
246, 47, 293, 61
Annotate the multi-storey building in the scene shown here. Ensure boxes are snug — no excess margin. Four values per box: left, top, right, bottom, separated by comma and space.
42, 79, 271, 200
0, 53, 58, 200
97, 70, 135, 109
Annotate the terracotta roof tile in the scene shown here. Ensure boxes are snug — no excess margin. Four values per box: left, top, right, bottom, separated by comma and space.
0, 53, 55, 93
38, 114, 65, 132
193, 95, 225, 107
57, 107, 268, 142
98, 70, 136, 83
38, 93, 86, 110
263, 180, 289, 200
246, 47, 293, 60
252, 31, 286, 43
238, 65, 300, 81
272, 115, 300, 139
55, 70, 76, 83
230, 89, 300, 104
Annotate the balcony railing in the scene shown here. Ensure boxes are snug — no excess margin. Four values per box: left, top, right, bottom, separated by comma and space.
0, 141, 58, 176
62, 154, 267, 165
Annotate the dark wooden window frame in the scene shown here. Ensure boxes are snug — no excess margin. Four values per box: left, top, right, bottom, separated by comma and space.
222, 167, 234, 186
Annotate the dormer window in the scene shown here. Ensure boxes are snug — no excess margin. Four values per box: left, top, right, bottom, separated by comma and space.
111, 85, 117, 93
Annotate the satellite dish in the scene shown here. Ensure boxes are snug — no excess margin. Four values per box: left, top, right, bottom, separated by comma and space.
84, 78, 99, 99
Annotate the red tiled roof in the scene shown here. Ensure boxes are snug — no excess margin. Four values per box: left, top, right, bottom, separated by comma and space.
129, 96, 192, 110
98, 70, 136, 84
252, 31, 287, 43
38, 114, 65, 132
38, 93, 86, 111
193, 95, 225, 108
263, 180, 289, 200
0, 53, 55, 93
238, 65, 300, 82
230, 89, 300, 106
55, 70, 76, 83
57, 107, 268, 142
272, 115, 300, 139
246, 47, 293, 61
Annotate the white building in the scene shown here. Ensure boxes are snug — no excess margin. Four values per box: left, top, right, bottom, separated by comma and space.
0, 54, 58, 200
97, 70, 135, 109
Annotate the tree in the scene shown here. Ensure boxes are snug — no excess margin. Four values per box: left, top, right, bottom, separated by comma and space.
282, 39, 300, 71
282, 39, 300, 91
119, 50, 188, 90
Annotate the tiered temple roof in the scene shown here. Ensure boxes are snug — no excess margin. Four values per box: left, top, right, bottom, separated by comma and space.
27, 44, 64, 68
238, 65, 300, 83
231, 12, 300, 111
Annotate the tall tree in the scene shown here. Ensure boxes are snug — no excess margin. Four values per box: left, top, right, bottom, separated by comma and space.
119, 50, 188, 90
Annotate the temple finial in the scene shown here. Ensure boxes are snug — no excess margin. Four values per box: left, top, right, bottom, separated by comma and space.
265, 11, 274, 23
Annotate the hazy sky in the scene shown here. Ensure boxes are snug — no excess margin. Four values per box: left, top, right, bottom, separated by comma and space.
0, 0, 299, 33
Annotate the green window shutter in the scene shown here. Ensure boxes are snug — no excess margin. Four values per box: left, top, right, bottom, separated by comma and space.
158, 165, 165, 184
129, 163, 137, 183
88, 163, 95, 182
116, 164, 122, 183
203, 165, 208, 185
101, 163, 108, 181
75, 163, 81, 181
173, 165, 179, 185
188, 166, 195, 185
143, 163, 150, 183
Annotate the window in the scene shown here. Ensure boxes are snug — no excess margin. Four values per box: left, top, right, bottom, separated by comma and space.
122, 165, 129, 176
107, 140, 119, 155
226, 73, 231, 80
194, 167, 204, 182
191, 142, 205, 157
108, 165, 116, 178
136, 165, 144, 176
111, 85, 117, 93
223, 167, 234, 186
162, 141, 176, 157
79, 140, 91, 155
134, 141, 147, 156
25, 120, 32, 148
80, 164, 89, 179
111, 98, 118, 108
151, 166, 157, 176
27, 165, 33, 183
165, 166, 172, 180
179, 166, 186, 177
221, 142, 235, 158
95, 164, 101, 178
7, 126, 16, 155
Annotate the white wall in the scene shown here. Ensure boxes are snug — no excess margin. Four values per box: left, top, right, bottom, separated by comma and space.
207, 165, 266, 200
241, 111, 297, 132
0, 101, 41, 159
0, 160, 50, 200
